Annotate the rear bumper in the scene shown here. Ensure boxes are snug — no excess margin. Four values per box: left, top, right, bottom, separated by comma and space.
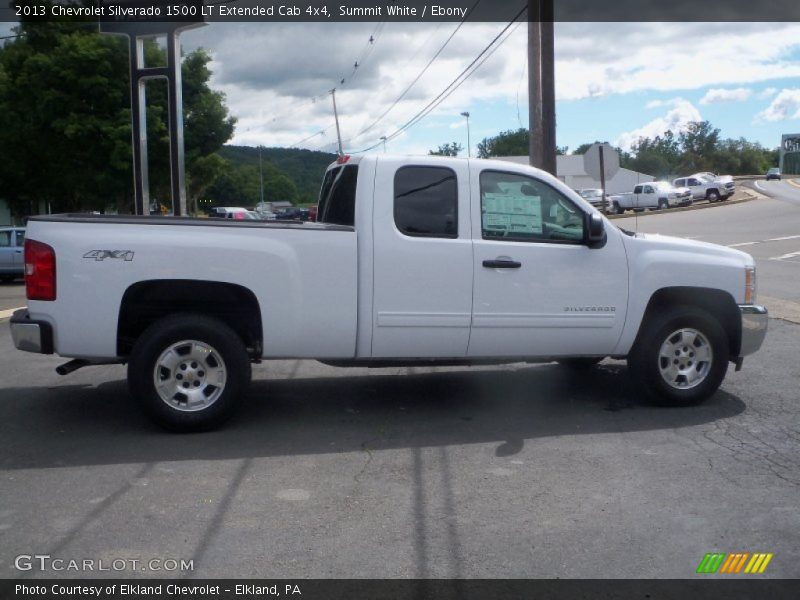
9, 309, 54, 354
738, 304, 768, 357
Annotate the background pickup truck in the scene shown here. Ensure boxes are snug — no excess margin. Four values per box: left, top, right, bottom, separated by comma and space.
673, 174, 733, 203
11, 155, 767, 431
609, 182, 692, 213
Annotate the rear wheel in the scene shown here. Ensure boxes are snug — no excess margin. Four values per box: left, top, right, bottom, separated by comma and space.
628, 306, 729, 406
128, 313, 251, 431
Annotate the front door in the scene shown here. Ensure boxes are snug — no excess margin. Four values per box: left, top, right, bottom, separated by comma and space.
468, 168, 629, 358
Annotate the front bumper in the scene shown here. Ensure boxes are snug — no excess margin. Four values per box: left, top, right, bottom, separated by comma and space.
739, 304, 768, 357
10, 309, 54, 354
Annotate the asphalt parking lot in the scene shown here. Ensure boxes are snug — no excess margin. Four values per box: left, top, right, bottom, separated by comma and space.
2, 188, 799, 580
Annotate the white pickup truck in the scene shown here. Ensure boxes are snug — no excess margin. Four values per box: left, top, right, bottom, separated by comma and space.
609, 182, 693, 214
673, 174, 733, 203
11, 155, 767, 431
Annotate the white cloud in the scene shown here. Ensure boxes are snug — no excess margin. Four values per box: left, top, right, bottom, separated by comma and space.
617, 99, 702, 151
176, 22, 800, 151
646, 98, 683, 109
699, 87, 752, 104
758, 87, 778, 99
755, 89, 800, 122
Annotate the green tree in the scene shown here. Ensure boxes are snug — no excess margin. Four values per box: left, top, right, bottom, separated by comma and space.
477, 128, 529, 158
0, 10, 235, 217
429, 142, 463, 156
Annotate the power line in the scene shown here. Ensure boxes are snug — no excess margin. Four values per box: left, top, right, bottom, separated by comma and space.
352, 0, 482, 140
348, 3, 527, 154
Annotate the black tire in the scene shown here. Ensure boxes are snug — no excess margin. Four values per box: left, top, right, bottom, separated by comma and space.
706, 189, 720, 203
657, 198, 669, 210
557, 357, 603, 369
128, 313, 251, 432
0, 274, 15, 283
628, 305, 729, 406
613, 202, 624, 215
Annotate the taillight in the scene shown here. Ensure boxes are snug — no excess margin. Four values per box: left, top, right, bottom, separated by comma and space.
25, 239, 56, 301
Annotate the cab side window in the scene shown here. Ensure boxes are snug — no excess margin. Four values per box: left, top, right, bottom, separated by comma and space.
479, 171, 584, 244
0, 231, 11, 247
394, 166, 458, 238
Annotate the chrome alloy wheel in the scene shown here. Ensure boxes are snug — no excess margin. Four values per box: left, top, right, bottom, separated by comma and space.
153, 340, 227, 412
658, 328, 713, 390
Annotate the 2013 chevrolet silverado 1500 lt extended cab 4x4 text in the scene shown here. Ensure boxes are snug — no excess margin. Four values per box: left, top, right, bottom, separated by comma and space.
11, 155, 768, 431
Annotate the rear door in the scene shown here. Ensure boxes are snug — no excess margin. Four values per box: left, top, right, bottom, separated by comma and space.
0, 230, 14, 274
12, 230, 24, 271
370, 157, 473, 358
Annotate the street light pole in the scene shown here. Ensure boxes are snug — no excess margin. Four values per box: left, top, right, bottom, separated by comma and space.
380, 136, 387, 153
460, 111, 471, 157
258, 145, 264, 205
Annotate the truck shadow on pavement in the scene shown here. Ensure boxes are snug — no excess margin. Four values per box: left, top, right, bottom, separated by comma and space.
0, 362, 746, 470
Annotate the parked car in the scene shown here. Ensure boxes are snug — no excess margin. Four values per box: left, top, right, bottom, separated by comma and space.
766, 168, 781, 181
275, 207, 310, 221
209, 207, 250, 219
11, 155, 767, 431
0, 227, 25, 282
692, 172, 735, 199
576, 188, 612, 212
609, 182, 692, 213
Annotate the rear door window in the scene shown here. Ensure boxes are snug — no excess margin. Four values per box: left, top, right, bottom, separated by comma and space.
318, 165, 358, 227
394, 166, 458, 238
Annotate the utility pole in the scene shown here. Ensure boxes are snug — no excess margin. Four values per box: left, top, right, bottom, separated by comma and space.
528, 0, 556, 175
380, 136, 387, 153
460, 111, 471, 157
540, 0, 557, 176
331, 89, 344, 156
527, 0, 543, 170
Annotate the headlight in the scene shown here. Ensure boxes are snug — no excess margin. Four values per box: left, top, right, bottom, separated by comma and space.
745, 266, 756, 304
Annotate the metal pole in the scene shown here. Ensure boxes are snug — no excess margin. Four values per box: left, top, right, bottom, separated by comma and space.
331, 89, 344, 156
129, 37, 148, 215
259, 146, 264, 204
166, 31, 187, 216
461, 111, 471, 158
540, 0, 557, 176
527, 0, 543, 169
599, 145, 607, 214
380, 136, 387, 153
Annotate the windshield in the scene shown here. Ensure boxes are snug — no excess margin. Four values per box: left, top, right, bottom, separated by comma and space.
654, 182, 673, 191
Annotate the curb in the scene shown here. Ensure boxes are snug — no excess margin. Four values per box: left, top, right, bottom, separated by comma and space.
606, 190, 757, 220
0, 306, 25, 320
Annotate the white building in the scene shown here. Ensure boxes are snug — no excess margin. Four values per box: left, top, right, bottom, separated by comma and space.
497, 154, 654, 194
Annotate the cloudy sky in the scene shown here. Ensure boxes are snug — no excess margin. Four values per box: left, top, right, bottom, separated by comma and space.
5, 19, 800, 155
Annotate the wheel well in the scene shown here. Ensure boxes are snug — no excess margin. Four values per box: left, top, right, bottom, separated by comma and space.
117, 280, 263, 357
639, 287, 742, 357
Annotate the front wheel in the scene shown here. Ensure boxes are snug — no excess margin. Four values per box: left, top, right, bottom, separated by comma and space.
128, 313, 252, 431
657, 199, 669, 210
613, 202, 624, 214
707, 190, 720, 203
628, 306, 729, 406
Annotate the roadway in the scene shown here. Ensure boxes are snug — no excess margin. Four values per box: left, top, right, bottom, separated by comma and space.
1, 191, 799, 580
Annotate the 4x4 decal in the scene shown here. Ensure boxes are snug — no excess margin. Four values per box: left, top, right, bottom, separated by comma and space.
83, 250, 135, 262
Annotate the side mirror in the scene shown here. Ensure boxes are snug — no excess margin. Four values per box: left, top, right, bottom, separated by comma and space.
586, 212, 606, 248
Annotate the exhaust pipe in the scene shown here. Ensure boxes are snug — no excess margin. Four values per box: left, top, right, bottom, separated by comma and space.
56, 359, 90, 376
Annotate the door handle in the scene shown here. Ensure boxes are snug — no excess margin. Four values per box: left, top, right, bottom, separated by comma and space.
482, 259, 521, 269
